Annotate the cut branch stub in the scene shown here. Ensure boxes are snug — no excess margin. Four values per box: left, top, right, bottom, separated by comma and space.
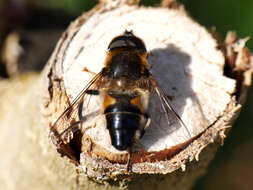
44, 3, 252, 181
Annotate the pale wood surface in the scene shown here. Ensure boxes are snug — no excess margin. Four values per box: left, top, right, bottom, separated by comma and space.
0, 0, 251, 189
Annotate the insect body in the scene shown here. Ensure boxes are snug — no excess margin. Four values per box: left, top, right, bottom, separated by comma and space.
50, 31, 190, 159
101, 32, 151, 150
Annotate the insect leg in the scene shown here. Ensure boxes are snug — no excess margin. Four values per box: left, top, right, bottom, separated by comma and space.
126, 151, 132, 172
86, 89, 99, 95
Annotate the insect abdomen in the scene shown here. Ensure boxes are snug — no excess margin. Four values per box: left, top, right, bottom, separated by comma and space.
104, 92, 148, 150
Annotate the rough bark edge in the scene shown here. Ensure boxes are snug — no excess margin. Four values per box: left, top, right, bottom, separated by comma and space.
42, 0, 146, 166
77, 97, 240, 181
41, 0, 253, 182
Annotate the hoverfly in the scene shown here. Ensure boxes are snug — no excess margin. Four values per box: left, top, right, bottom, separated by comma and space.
50, 30, 191, 168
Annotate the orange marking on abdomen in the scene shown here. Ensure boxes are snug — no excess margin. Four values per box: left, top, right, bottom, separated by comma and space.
130, 96, 144, 113
103, 93, 116, 111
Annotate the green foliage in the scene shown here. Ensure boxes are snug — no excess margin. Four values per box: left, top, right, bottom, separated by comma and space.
181, 0, 253, 50
44, 0, 98, 14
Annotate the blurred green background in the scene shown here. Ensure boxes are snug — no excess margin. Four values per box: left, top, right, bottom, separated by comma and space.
0, 0, 252, 189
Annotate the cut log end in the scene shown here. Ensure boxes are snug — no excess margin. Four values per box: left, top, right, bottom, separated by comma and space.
43, 2, 252, 182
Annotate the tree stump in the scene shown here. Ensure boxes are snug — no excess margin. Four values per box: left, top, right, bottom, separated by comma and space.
0, 0, 252, 190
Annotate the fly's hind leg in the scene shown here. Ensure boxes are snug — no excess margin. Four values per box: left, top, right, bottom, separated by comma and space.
126, 150, 132, 172
126, 117, 151, 172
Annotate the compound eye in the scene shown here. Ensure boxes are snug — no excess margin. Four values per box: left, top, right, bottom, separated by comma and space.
108, 37, 133, 50
108, 33, 147, 53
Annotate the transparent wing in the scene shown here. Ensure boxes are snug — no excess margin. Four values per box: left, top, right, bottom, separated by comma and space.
49, 72, 104, 147
147, 74, 192, 139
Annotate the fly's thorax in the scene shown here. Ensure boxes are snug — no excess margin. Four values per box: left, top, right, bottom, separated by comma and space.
103, 49, 149, 80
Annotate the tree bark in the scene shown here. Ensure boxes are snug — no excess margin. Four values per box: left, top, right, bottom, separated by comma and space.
0, 0, 252, 190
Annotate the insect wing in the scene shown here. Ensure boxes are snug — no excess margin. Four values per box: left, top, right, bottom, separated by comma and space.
147, 75, 192, 139
49, 72, 103, 147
